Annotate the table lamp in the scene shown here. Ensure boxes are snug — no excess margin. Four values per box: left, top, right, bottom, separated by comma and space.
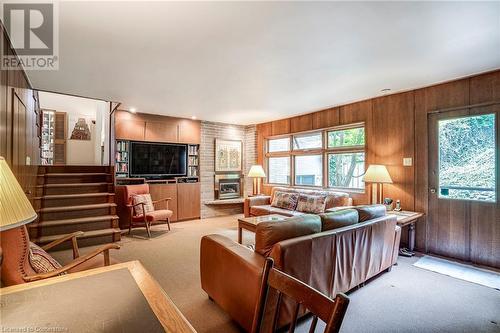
248, 165, 266, 196
363, 164, 393, 204
0, 156, 37, 264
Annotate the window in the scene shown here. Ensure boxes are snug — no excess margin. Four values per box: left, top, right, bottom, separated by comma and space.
293, 132, 322, 150
438, 114, 495, 202
328, 152, 365, 189
295, 155, 323, 186
268, 137, 290, 152
328, 127, 365, 148
268, 157, 290, 184
265, 124, 366, 191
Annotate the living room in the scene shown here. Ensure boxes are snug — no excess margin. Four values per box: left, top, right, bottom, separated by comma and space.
0, 2, 499, 333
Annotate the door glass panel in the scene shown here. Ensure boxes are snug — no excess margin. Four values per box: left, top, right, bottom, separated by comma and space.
438, 114, 496, 202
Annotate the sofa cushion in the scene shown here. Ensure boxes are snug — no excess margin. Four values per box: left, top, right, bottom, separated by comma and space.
296, 194, 327, 214
355, 204, 386, 222
319, 209, 359, 231
271, 187, 350, 210
255, 214, 321, 257
250, 205, 304, 217
271, 191, 299, 211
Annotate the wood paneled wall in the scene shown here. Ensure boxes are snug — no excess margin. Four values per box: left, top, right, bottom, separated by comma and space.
0, 24, 41, 200
256, 69, 500, 253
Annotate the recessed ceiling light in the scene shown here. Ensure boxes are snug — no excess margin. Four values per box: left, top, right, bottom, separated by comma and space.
381, 88, 391, 93
129, 107, 137, 113
191, 115, 197, 120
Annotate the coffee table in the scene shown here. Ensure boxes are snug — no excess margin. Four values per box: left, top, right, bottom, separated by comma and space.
237, 214, 288, 243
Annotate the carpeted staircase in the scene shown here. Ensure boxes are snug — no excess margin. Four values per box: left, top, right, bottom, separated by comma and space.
30, 166, 121, 249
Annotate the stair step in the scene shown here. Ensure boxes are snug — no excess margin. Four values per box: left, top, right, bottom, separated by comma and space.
34, 193, 115, 208
39, 173, 109, 177
37, 203, 117, 213
30, 215, 119, 228
35, 182, 113, 196
35, 228, 121, 250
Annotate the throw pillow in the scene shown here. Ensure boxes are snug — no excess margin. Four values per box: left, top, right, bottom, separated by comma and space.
271, 191, 299, 211
132, 194, 154, 216
28, 242, 66, 275
296, 194, 327, 214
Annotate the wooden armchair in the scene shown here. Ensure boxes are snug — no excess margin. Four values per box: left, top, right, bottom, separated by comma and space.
0, 226, 120, 286
125, 184, 173, 238
251, 258, 350, 333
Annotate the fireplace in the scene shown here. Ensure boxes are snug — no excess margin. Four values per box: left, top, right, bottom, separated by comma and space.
215, 174, 243, 200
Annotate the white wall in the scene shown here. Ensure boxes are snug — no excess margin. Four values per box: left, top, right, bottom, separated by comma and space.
39, 91, 110, 165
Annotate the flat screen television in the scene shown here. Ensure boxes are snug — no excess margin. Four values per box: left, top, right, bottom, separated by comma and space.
130, 141, 187, 178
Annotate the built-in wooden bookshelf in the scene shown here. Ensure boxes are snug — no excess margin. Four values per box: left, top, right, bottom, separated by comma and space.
187, 144, 199, 177
115, 140, 129, 177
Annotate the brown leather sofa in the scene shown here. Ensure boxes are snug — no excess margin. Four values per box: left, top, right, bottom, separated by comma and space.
200, 205, 401, 331
244, 186, 353, 218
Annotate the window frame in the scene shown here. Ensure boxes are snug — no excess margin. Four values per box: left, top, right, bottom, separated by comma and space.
264, 123, 366, 192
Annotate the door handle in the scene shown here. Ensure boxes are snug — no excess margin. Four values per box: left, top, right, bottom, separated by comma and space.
430, 188, 436, 194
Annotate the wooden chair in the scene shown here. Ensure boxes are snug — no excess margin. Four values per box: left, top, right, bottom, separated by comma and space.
251, 258, 350, 333
125, 184, 172, 238
0, 226, 120, 286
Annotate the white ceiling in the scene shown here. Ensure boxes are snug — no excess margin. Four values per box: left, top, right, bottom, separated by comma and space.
27, 1, 500, 125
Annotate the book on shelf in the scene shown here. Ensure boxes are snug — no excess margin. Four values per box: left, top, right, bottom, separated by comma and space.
116, 141, 128, 151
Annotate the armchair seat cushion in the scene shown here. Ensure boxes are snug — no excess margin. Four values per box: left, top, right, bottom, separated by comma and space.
133, 209, 173, 222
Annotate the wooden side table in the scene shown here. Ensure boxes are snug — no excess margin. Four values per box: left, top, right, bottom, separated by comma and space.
387, 210, 424, 256
237, 214, 287, 243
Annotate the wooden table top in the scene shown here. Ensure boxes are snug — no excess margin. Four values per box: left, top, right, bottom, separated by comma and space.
387, 210, 424, 226
0, 260, 196, 333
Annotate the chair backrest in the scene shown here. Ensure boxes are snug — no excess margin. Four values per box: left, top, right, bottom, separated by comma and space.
251, 258, 350, 333
124, 184, 150, 205
0, 226, 38, 286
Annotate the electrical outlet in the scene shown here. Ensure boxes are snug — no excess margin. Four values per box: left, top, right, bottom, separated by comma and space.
403, 157, 412, 166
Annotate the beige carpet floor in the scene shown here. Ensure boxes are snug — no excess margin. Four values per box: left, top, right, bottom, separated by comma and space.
51, 215, 500, 333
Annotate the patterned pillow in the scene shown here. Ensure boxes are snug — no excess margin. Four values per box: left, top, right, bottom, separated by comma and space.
296, 194, 327, 214
132, 194, 154, 216
28, 242, 66, 275
271, 191, 299, 211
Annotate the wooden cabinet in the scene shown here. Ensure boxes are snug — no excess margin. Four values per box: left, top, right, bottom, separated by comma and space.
145, 121, 178, 142
149, 183, 178, 221
177, 183, 200, 220
114, 111, 200, 144
178, 119, 201, 144
115, 119, 145, 141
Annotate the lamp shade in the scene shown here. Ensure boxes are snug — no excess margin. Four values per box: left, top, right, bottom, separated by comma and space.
363, 164, 393, 184
248, 165, 266, 178
0, 157, 37, 231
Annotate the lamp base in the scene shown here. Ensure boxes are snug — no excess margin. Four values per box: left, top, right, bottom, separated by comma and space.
252, 178, 262, 196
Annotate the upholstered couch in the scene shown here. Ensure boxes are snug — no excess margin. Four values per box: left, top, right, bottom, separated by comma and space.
244, 186, 353, 218
200, 205, 401, 331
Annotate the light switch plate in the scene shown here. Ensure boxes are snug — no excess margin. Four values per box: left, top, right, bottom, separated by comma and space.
26, 156, 31, 166
403, 157, 412, 166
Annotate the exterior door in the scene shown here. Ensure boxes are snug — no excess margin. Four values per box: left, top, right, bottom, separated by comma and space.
428, 104, 500, 268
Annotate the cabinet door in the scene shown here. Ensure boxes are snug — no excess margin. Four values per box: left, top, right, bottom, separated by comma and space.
145, 121, 178, 142
178, 119, 201, 144
177, 183, 200, 220
115, 119, 145, 141
149, 183, 178, 222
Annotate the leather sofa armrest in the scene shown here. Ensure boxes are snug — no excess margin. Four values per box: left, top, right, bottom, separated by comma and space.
200, 234, 266, 331
392, 225, 402, 265
244, 195, 271, 217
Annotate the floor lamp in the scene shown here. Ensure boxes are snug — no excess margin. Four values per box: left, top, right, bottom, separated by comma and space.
0, 156, 38, 266
248, 165, 266, 196
363, 164, 393, 204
